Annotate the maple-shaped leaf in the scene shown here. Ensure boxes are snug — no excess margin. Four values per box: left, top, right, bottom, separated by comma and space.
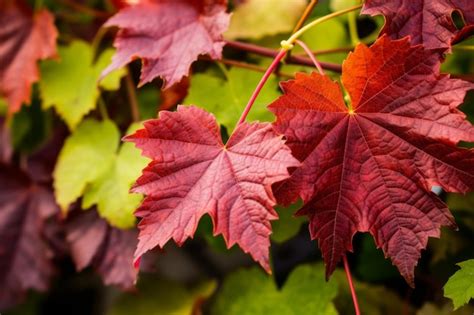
269, 36, 474, 286
0, 164, 58, 310
363, 0, 474, 51
66, 210, 138, 290
54, 119, 147, 228
0, 0, 57, 114
101, 0, 230, 88
126, 106, 299, 271
40, 41, 126, 130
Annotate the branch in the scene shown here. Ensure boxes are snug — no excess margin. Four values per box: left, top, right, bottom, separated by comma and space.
225, 40, 342, 73
292, 0, 319, 33
125, 69, 140, 122
199, 56, 293, 78
58, 0, 111, 19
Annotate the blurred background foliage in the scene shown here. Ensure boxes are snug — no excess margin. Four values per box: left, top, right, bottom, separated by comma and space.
2, 0, 473, 314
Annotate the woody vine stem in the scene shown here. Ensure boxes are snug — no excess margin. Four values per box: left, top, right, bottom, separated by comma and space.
233, 3, 363, 315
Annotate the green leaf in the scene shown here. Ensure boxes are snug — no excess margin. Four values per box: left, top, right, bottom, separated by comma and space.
225, 0, 307, 40
184, 67, 280, 132
331, 269, 412, 315
444, 259, 474, 309
297, 18, 349, 63
417, 302, 474, 315
210, 263, 338, 315
108, 276, 216, 315
54, 119, 119, 212
82, 123, 148, 228
39, 41, 126, 130
54, 119, 148, 228
271, 200, 306, 243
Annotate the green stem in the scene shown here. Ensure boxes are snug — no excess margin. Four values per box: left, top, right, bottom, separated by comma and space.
98, 97, 109, 120
125, 69, 140, 122
281, 4, 363, 49
91, 27, 109, 61
348, 11, 360, 46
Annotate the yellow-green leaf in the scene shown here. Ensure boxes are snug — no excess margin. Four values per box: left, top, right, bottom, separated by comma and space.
39, 41, 125, 130
444, 260, 474, 310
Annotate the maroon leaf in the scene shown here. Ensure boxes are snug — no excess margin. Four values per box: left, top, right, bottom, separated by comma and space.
102, 0, 230, 88
363, 0, 474, 51
66, 210, 138, 290
0, 164, 58, 310
126, 106, 299, 272
269, 36, 474, 286
0, 0, 57, 114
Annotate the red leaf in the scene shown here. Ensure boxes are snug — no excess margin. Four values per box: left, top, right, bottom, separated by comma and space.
363, 0, 474, 51
102, 0, 230, 88
126, 106, 299, 272
66, 210, 139, 290
0, 164, 58, 309
0, 1, 57, 114
269, 36, 474, 286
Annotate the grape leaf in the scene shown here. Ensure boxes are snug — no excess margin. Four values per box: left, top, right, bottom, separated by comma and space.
0, 1, 57, 114
184, 67, 280, 132
269, 36, 474, 286
82, 123, 149, 228
363, 0, 474, 51
66, 210, 138, 290
54, 119, 147, 228
210, 263, 338, 315
224, 0, 307, 40
54, 119, 119, 211
444, 259, 474, 309
39, 41, 126, 130
102, 0, 230, 88
0, 164, 58, 310
126, 106, 299, 272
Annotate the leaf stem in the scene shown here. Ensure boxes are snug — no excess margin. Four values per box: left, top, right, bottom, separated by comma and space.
225, 41, 342, 72
286, 0, 319, 61
98, 97, 109, 120
233, 5, 361, 126
295, 40, 325, 75
281, 4, 363, 49
125, 69, 140, 122
236, 49, 288, 126
58, 0, 110, 19
292, 0, 319, 34
343, 255, 361, 315
348, 10, 360, 46
91, 26, 109, 60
